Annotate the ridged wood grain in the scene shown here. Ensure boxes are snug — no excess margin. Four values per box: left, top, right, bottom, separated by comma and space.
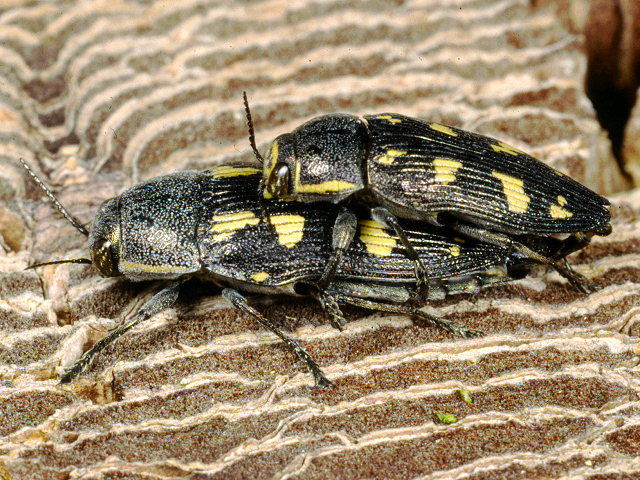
0, 1, 638, 479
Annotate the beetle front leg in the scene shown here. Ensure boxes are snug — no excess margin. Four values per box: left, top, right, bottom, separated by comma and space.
371, 207, 430, 300
317, 207, 358, 289
61, 279, 186, 383
309, 287, 347, 331
222, 288, 331, 387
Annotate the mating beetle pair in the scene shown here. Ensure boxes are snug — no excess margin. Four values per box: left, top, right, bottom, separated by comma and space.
21, 96, 610, 386
248, 98, 611, 294
22, 161, 534, 385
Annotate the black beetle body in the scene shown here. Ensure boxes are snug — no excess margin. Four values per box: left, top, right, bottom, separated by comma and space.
23, 162, 533, 386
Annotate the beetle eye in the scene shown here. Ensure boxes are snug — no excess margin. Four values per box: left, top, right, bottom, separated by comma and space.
269, 163, 291, 197
91, 238, 119, 277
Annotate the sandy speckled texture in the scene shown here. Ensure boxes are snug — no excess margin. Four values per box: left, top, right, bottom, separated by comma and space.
0, 1, 639, 479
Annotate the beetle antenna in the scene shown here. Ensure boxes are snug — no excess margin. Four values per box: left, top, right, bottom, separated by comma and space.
19, 158, 89, 237
26, 258, 92, 270
243, 91, 264, 165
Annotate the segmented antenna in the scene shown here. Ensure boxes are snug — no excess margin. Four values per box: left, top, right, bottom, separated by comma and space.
26, 258, 92, 269
243, 91, 265, 165
20, 158, 93, 268
19, 158, 89, 237
242, 92, 272, 225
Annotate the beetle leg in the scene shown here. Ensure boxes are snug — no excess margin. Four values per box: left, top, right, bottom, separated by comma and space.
61, 279, 185, 383
309, 287, 347, 331
333, 293, 481, 338
318, 207, 358, 289
222, 288, 331, 387
449, 221, 596, 293
371, 207, 430, 300
549, 231, 593, 260
257, 178, 273, 226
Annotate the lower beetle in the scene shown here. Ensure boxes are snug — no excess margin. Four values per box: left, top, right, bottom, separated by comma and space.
21, 160, 532, 386
248, 99, 610, 293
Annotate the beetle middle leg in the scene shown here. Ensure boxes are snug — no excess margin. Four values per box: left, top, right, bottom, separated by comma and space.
371, 207, 430, 301
222, 288, 331, 387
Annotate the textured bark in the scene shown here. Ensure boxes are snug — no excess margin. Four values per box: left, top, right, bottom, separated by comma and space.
0, 1, 638, 479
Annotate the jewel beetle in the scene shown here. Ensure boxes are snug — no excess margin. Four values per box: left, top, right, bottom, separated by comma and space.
248, 101, 611, 293
21, 160, 532, 386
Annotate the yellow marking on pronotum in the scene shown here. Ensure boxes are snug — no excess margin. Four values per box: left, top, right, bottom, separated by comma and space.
492, 171, 530, 213
210, 211, 260, 241
449, 245, 461, 257
121, 260, 195, 275
295, 180, 358, 194
210, 166, 260, 178
430, 123, 458, 137
269, 214, 306, 248
377, 149, 407, 165
358, 219, 397, 257
491, 141, 523, 156
263, 141, 280, 199
251, 271, 269, 283
375, 114, 402, 125
433, 158, 462, 184
293, 156, 357, 195
550, 195, 573, 219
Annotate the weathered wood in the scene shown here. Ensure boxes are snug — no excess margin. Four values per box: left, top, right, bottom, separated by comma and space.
1, 1, 638, 479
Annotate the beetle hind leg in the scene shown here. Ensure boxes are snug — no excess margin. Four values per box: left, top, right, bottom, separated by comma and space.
449, 221, 597, 293
333, 293, 481, 338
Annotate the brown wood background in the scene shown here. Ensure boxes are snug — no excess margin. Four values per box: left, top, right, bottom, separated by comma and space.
1, 1, 639, 479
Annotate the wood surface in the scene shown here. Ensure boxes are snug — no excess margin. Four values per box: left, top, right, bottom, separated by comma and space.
0, 1, 638, 479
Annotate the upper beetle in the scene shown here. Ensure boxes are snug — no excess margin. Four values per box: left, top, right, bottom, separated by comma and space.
248, 101, 611, 293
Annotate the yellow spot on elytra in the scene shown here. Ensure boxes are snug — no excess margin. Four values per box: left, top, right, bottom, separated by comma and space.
358, 219, 397, 257
376, 115, 402, 124
449, 245, 461, 257
453, 237, 466, 243
550, 195, 573, 219
491, 141, 523, 156
210, 166, 260, 178
430, 123, 458, 137
492, 171, 530, 213
210, 211, 260, 241
433, 158, 462, 184
377, 149, 407, 165
251, 271, 269, 282
269, 214, 305, 248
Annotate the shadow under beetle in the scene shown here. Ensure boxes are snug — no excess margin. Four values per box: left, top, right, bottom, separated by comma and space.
21, 160, 535, 386
248, 100, 611, 294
